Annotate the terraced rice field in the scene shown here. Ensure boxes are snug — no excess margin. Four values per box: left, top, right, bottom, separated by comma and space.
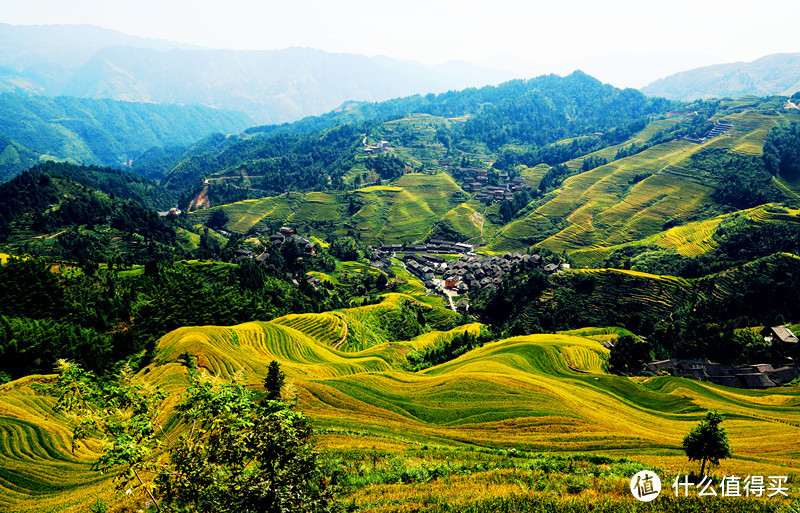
492, 140, 712, 253
191, 195, 295, 233
350, 173, 465, 244
570, 204, 800, 267
490, 107, 800, 257
438, 201, 504, 244
0, 376, 115, 513
719, 110, 800, 155
2, 291, 799, 512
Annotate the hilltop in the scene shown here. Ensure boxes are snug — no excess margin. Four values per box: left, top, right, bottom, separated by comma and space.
642, 53, 800, 101
0, 24, 513, 124
158, 72, 672, 207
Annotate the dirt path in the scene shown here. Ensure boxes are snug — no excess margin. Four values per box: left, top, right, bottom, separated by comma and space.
32, 230, 66, 240
443, 289, 458, 311
331, 314, 349, 350
466, 204, 489, 244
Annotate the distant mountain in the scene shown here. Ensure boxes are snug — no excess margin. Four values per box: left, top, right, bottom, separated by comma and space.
0, 93, 251, 177
473, 52, 723, 89
0, 134, 39, 184
0, 24, 514, 124
641, 53, 800, 100
0, 23, 199, 70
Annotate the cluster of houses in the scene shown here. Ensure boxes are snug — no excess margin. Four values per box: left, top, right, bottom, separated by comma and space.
644, 327, 799, 389
246, 226, 317, 257
437, 252, 542, 293
450, 167, 530, 202
373, 249, 544, 295
377, 239, 475, 256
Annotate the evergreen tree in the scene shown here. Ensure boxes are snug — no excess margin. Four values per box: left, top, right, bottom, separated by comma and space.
264, 360, 286, 401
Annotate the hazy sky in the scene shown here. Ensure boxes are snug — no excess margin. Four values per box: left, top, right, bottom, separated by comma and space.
3, 0, 799, 67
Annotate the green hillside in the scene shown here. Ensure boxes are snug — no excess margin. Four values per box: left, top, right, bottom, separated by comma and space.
189, 173, 468, 244
0, 134, 40, 183
160, 72, 672, 208
491, 103, 800, 255
0, 92, 251, 176
182, 96, 800, 268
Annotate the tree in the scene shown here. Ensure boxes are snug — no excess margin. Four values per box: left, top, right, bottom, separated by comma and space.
682, 411, 733, 476
607, 335, 652, 375
264, 360, 286, 401
40, 360, 166, 508
156, 373, 338, 513
43, 361, 338, 513
207, 208, 230, 229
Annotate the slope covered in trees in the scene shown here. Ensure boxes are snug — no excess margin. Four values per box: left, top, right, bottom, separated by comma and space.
158, 72, 673, 208
0, 92, 250, 176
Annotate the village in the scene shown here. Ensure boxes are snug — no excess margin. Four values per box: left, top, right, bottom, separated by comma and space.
449, 165, 531, 202
369, 240, 567, 314
642, 326, 799, 388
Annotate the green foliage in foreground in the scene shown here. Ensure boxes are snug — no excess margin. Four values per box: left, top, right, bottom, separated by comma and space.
41, 361, 339, 513
0, 258, 344, 379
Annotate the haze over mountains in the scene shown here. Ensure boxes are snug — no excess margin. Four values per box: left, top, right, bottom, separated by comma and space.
3, 23, 799, 128
0, 24, 514, 124
642, 53, 800, 100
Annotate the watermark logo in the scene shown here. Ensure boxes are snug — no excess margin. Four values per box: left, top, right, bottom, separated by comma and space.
672, 475, 789, 498
630, 470, 662, 502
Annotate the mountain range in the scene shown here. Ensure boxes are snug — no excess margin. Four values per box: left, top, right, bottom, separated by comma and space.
2, 43, 800, 513
0, 24, 514, 124
642, 53, 800, 100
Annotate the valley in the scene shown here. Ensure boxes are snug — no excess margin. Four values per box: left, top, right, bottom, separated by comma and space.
1, 64, 800, 512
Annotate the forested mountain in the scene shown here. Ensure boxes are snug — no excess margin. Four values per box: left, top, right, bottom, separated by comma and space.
0, 134, 39, 183
642, 53, 800, 100
162, 72, 673, 205
0, 93, 250, 176
0, 24, 514, 124
0, 166, 180, 262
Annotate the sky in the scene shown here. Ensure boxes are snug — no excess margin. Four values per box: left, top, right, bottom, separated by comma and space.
3, 0, 800, 86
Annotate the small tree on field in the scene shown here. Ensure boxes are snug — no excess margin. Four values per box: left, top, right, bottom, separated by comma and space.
682, 410, 733, 476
